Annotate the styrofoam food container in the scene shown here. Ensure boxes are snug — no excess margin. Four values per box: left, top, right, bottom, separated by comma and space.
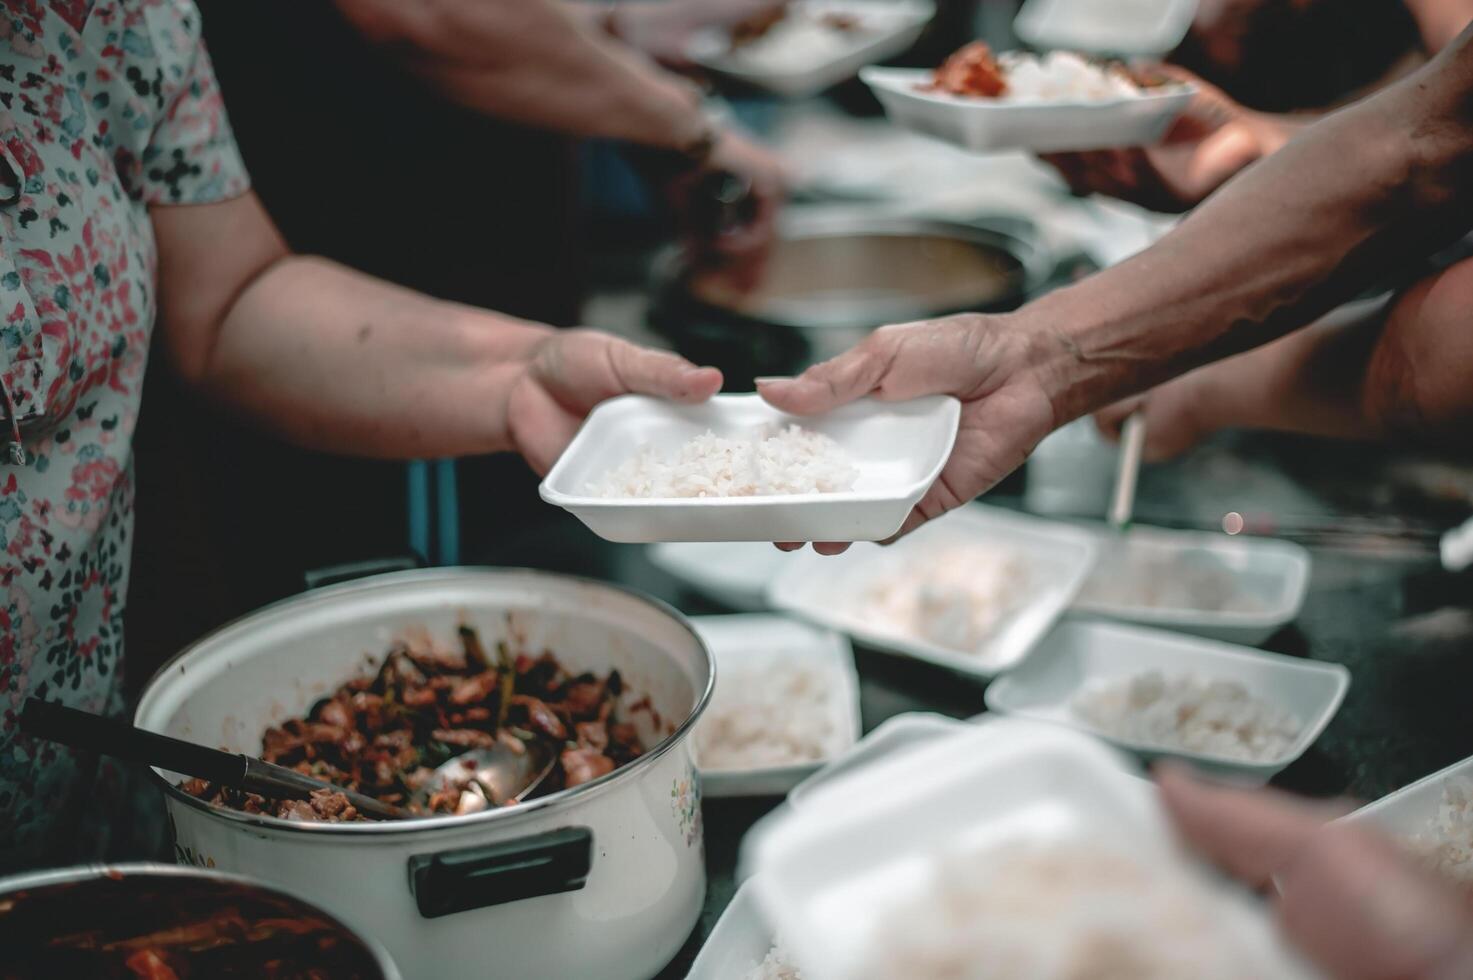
767, 504, 1098, 679
1014, 0, 1198, 56
985, 620, 1350, 784
539, 394, 960, 543
861, 65, 1196, 153
646, 542, 793, 611
685, 878, 778, 980
687, 0, 935, 99
1341, 752, 1473, 840
750, 721, 1162, 980
788, 711, 972, 811
1069, 524, 1312, 646
692, 614, 862, 797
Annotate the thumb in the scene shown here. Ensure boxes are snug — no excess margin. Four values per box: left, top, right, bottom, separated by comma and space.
538, 332, 723, 408
1094, 396, 1146, 442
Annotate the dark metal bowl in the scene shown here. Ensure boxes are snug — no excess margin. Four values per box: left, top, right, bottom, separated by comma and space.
650, 212, 1050, 387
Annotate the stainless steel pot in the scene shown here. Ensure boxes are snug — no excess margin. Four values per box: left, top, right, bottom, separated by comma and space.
650, 211, 1052, 385
134, 568, 714, 980
0, 862, 401, 978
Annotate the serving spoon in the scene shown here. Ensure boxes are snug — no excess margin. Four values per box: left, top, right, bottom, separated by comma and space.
19, 698, 408, 821
416, 739, 557, 814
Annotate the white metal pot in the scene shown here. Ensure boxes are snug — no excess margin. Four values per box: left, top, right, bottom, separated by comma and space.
134, 568, 713, 980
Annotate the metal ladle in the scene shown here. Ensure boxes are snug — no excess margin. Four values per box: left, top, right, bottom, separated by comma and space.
417, 739, 557, 815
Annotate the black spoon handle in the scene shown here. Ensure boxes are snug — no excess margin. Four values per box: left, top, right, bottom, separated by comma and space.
20, 697, 246, 785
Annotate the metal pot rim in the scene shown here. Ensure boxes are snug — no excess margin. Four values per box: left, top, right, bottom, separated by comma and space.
137, 567, 714, 839
0, 861, 404, 979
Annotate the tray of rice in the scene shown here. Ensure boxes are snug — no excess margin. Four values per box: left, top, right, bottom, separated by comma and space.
1342, 752, 1473, 886
692, 614, 862, 797
767, 504, 1097, 678
686, 878, 800, 980
687, 0, 935, 99
861, 44, 1195, 153
1069, 524, 1312, 646
750, 720, 1320, 980
539, 393, 959, 543
985, 620, 1349, 783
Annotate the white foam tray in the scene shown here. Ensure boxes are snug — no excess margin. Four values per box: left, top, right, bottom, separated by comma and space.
692, 614, 862, 797
1068, 524, 1312, 646
540, 394, 960, 543
1342, 752, 1473, 840
1014, 0, 1198, 56
861, 65, 1195, 153
688, 0, 935, 99
767, 504, 1098, 679
985, 620, 1350, 784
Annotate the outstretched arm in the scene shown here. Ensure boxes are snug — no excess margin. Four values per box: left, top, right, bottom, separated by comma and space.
152, 192, 720, 471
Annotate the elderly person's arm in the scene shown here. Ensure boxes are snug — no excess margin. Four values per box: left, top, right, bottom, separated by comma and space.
762, 26, 1473, 542
152, 193, 720, 475
1093, 255, 1473, 457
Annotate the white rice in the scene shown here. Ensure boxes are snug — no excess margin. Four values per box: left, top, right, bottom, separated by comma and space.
996, 50, 1142, 102
744, 943, 803, 980
1407, 781, 1473, 882
696, 662, 842, 770
856, 838, 1320, 980
1072, 670, 1300, 763
854, 543, 1029, 656
588, 425, 859, 499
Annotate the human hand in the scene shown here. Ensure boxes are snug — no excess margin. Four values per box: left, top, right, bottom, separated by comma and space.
1093, 372, 1218, 462
507, 330, 722, 475
1157, 764, 1473, 980
672, 129, 788, 264
1040, 67, 1290, 212
758, 314, 1058, 552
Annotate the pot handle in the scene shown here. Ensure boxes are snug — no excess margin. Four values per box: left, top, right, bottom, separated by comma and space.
302, 555, 424, 592
408, 826, 593, 918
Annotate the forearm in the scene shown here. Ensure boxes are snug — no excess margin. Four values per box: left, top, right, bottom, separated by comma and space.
1026, 28, 1473, 425
335, 0, 706, 149
196, 256, 553, 459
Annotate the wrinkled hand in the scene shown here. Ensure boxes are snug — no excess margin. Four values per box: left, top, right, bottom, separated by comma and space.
1041, 67, 1288, 213
678, 129, 788, 263
758, 315, 1057, 552
1158, 765, 1473, 980
1093, 372, 1218, 462
508, 330, 722, 475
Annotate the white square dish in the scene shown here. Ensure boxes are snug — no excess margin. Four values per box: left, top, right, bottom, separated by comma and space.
685, 879, 782, 980
1014, 0, 1198, 56
766, 504, 1098, 678
646, 541, 794, 611
788, 711, 974, 811
1068, 524, 1312, 646
750, 721, 1163, 980
860, 65, 1196, 153
688, 0, 935, 99
1341, 752, 1473, 850
984, 620, 1350, 784
539, 393, 960, 543
692, 614, 862, 797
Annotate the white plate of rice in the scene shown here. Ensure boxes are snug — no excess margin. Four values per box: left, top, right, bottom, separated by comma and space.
751, 720, 1319, 980
687, 0, 935, 99
539, 394, 960, 543
686, 878, 801, 980
985, 620, 1350, 784
767, 504, 1098, 678
693, 614, 862, 797
1342, 752, 1473, 885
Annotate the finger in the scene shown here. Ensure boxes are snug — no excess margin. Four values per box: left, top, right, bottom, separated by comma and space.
774, 542, 803, 552
541, 334, 722, 410
756, 338, 891, 416
813, 541, 850, 556
1277, 823, 1473, 980
1094, 396, 1145, 442
1156, 763, 1350, 888
509, 383, 581, 477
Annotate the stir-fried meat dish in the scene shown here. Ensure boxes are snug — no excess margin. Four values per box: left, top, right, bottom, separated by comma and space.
183, 627, 645, 822
928, 41, 1009, 97
0, 875, 384, 979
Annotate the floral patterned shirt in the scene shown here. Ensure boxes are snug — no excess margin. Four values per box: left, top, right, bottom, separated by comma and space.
0, 0, 247, 870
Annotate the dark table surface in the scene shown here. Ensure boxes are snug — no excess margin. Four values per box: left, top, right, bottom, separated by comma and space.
480, 429, 1473, 980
